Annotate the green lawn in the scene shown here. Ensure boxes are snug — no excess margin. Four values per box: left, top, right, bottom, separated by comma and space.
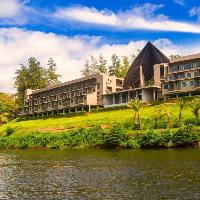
0, 103, 194, 135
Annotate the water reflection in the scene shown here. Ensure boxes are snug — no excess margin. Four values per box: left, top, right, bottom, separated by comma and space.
0, 149, 200, 199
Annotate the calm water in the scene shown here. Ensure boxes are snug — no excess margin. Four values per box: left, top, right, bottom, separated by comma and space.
0, 149, 200, 200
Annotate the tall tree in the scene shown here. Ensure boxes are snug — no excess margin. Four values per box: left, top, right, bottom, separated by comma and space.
109, 54, 121, 77
128, 98, 143, 129
14, 57, 61, 107
47, 58, 61, 85
169, 55, 181, 60
120, 56, 130, 78
97, 54, 107, 74
90, 56, 98, 74
81, 59, 93, 77
0, 93, 19, 124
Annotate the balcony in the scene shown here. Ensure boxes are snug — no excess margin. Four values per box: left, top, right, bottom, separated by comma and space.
194, 72, 200, 78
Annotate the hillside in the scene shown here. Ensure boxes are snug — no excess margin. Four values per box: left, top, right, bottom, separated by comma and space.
0, 103, 193, 135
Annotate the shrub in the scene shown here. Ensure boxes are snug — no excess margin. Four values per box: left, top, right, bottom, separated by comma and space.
103, 124, 128, 147
159, 129, 173, 147
139, 129, 160, 148
5, 126, 14, 136
91, 105, 129, 113
184, 118, 200, 126
123, 138, 140, 149
171, 125, 199, 147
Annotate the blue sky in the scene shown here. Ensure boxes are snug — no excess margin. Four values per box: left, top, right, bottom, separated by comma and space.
0, 0, 200, 92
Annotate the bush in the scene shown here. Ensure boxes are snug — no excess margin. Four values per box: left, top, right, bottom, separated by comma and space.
91, 105, 129, 113
103, 124, 128, 147
171, 125, 199, 147
159, 129, 173, 147
184, 118, 200, 126
5, 126, 14, 136
139, 129, 160, 148
123, 138, 140, 149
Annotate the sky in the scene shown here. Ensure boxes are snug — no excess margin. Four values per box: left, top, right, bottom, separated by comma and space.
0, 0, 200, 92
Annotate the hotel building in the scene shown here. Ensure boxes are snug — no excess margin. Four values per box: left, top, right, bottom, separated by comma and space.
21, 74, 123, 116
162, 53, 200, 97
21, 42, 200, 116
103, 42, 170, 107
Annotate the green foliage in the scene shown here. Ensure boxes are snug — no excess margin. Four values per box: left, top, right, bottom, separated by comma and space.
123, 138, 140, 149
103, 124, 128, 147
14, 57, 61, 107
128, 98, 144, 129
0, 93, 19, 124
91, 105, 129, 113
5, 126, 14, 136
139, 129, 160, 147
171, 125, 199, 147
191, 98, 200, 120
177, 97, 187, 127
81, 53, 136, 78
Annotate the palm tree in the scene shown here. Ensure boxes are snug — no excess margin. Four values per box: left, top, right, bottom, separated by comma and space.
153, 105, 173, 128
177, 97, 186, 127
128, 98, 143, 129
191, 98, 200, 120
161, 105, 173, 128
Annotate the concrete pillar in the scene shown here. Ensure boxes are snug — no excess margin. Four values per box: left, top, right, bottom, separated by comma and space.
119, 93, 122, 104
63, 109, 65, 114
75, 107, 78, 112
127, 92, 130, 102
82, 106, 84, 112
112, 94, 115, 104
88, 105, 91, 113
136, 90, 138, 98
69, 108, 71, 113
153, 89, 156, 101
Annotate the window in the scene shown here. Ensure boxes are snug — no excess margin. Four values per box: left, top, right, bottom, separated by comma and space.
71, 99, 74, 103
97, 92, 101, 99
163, 84, 168, 89
189, 80, 195, 86
182, 81, 187, 87
59, 101, 62, 106
160, 65, 164, 76
97, 83, 100, 89
185, 73, 192, 78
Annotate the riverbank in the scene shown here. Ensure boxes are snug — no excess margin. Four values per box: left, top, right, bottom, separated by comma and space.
0, 124, 199, 149
0, 102, 200, 149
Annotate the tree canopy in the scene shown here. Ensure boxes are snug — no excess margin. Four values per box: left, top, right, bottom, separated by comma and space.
0, 93, 19, 124
14, 57, 61, 107
81, 52, 139, 78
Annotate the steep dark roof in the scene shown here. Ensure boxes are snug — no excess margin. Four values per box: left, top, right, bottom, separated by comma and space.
123, 42, 170, 88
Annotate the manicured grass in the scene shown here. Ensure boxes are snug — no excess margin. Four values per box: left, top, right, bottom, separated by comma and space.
0, 103, 194, 135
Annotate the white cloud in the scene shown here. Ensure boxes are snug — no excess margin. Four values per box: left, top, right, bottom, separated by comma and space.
54, 4, 200, 33
190, 7, 200, 21
0, 0, 31, 25
174, 0, 185, 6
0, 28, 199, 93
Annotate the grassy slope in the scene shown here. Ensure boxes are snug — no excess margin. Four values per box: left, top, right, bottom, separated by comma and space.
0, 103, 193, 135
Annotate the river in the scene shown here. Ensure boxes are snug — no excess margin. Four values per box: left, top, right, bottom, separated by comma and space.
0, 149, 200, 200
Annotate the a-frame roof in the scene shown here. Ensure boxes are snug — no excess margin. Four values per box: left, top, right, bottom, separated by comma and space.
123, 42, 170, 88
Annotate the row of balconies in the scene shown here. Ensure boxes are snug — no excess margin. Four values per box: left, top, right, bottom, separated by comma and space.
163, 81, 200, 93
31, 85, 96, 100
23, 96, 88, 114
167, 71, 200, 82
169, 62, 200, 74
25, 87, 96, 107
